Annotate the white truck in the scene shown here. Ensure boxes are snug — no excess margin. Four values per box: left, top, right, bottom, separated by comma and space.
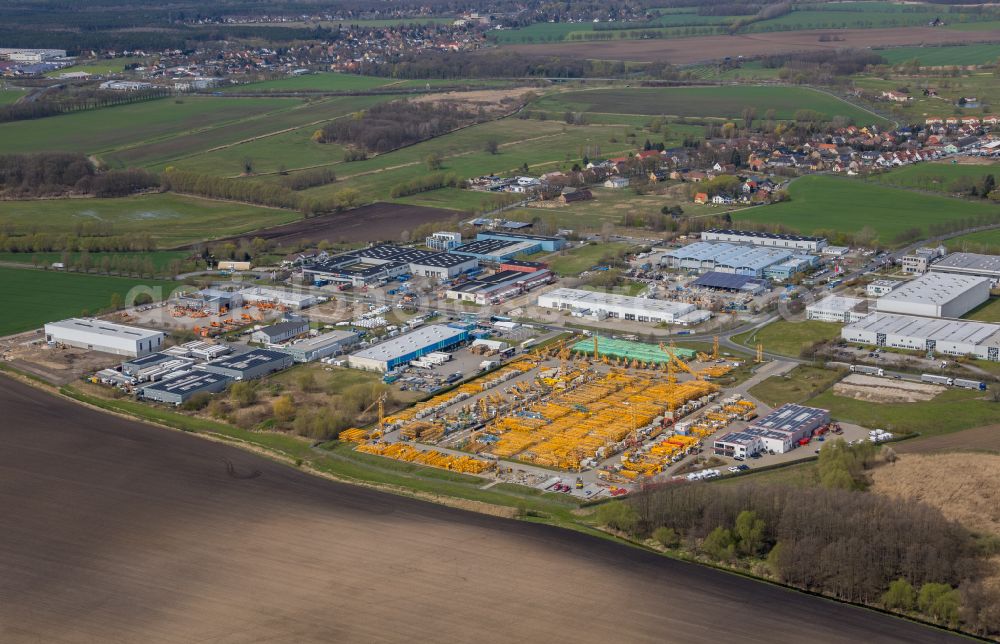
850, 365, 884, 377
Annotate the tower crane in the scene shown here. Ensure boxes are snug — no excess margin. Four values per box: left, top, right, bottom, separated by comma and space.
360, 393, 387, 439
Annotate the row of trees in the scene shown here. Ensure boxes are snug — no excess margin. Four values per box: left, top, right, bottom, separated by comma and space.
0, 88, 168, 125
280, 167, 336, 191
598, 445, 1000, 635
0, 232, 156, 253
389, 172, 459, 198
0, 153, 159, 198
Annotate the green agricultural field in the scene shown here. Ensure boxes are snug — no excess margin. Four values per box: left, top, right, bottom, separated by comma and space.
548, 242, 635, 276
878, 44, 1000, 67
226, 72, 394, 92
0, 267, 177, 336
963, 298, 1000, 323
0, 250, 190, 273
734, 175, 1000, 246
870, 162, 1000, 195
948, 228, 1000, 254
126, 95, 387, 172
748, 365, 846, 407
0, 194, 299, 248
808, 388, 998, 437
0, 88, 25, 105
733, 319, 842, 358
533, 86, 885, 125
0, 96, 301, 156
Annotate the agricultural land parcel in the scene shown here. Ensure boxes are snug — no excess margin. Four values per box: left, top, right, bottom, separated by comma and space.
532, 86, 885, 124
0, 267, 176, 336
734, 175, 1000, 244
0, 194, 299, 248
733, 319, 842, 358
548, 242, 636, 276
0, 88, 25, 105
870, 162, 1000, 195
503, 27, 1000, 64
877, 43, 1000, 66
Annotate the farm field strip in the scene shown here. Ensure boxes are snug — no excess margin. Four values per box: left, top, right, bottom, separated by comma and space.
877, 43, 1000, 66
0, 97, 302, 156
532, 86, 885, 124
734, 175, 1000, 244
0, 193, 299, 248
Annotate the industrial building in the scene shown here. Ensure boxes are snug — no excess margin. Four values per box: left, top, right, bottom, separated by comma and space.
806, 296, 869, 323
251, 320, 310, 345
304, 244, 478, 285
690, 272, 768, 295
121, 353, 195, 381
714, 404, 830, 456
661, 242, 797, 278
875, 272, 990, 318
199, 349, 294, 380
867, 279, 902, 297
140, 372, 233, 405
701, 229, 827, 252
842, 313, 1000, 361
451, 238, 544, 263
763, 255, 818, 281
426, 231, 463, 251
446, 269, 552, 305
176, 288, 243, 314
0, 48, 68, 62
44, 318, 164, 357
162, 340, 231, 361
239, 286, 318, 309
901, 246, 945, 274
474, 231, 565, 252
348, 324, 470, 372
930, 252, 1000, 283
278, 330, 360, 363
537, 288, 711, 325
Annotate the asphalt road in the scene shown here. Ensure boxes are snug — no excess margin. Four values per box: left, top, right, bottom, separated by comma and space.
0, 376, 963, 644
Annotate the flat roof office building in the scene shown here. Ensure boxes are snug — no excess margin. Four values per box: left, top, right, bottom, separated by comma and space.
806, 296, 869, 323
278, 330, 360, 362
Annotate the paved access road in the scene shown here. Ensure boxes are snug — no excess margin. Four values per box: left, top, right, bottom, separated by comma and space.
0, 376, 962, 644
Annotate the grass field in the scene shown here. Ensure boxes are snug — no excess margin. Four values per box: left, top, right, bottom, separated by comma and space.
949, 228, 1000, 254
878, 44, 1000, 66
44, 57, 146, 77
808, 388, 999, 437
870, 162, 1000, 194
548, 242, 635, 276
734, 175, 1000, 246
0, 194, 299, 248
532, 86, 885, 125
964, 298, 1000, 323
226, 72, 394, 92
0, 88, 24, 105
733, 319, 842, 358
748, 365, 845, 406
0, 251, 190, 272
0, 267, 176, 336
0, 96, 301, 156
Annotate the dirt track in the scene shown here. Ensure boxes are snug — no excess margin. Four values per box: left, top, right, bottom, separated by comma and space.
505, 27, 1000, 64
0, 376, 964, 643
198, 202, 461, 247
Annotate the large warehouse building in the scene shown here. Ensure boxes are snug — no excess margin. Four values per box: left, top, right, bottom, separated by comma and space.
701, 229, 827, 252
875, 272, 990, 318
842, 313, 1000, 361
446, 269, 552, 305
661, 242, 803, 278
304, 244, 478, 286
278, 330, 360, 363
930, 252, 1000, 283
44, 318, 164, 357
348, 324, 470, 372
537, 288, 711, 325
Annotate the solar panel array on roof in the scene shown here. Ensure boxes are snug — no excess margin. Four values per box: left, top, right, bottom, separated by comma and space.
691, 272, 765, 290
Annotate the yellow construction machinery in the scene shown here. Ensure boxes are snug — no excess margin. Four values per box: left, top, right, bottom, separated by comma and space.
755, 343, 764, 363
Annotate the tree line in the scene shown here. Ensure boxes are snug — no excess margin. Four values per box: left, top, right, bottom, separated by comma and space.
598, 441, 1000, 636
0, 153, 159, 198
0, 88, 168, 125
0, 232, 157, 253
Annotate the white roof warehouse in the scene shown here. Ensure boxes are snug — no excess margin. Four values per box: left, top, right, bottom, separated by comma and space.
537, 288, 710, 325
44, 318, 164, 357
